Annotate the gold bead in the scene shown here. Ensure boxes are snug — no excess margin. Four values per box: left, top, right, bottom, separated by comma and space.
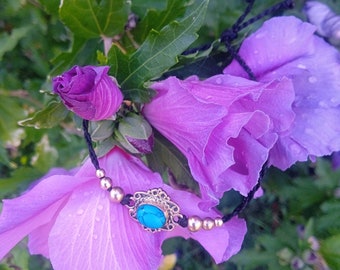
202, 218, 215, 230
214, 218, 223, 227
109, 186, 125, 203
100, 177, 112, 190
188, 216, 203, 232
96, 169, 106, 179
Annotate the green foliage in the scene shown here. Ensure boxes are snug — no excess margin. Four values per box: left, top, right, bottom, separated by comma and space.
131, 0, 166, 17
131, 0, 190, 44
0, 96, 25, 141
226, 160, 340, 270
146, 131, 199, 194
19, 100, 69, 129
1, 0, 340, 269
320, 234, 340, 269
59, 0, 130, 38
0, 241, 30, 270
108, 0, 209, 101
49, 36, 90, 76
0, 26, 32, 61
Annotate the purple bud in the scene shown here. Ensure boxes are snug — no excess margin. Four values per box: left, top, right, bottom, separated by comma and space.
115, 113, 154, 154
297, 224, 305, 239
302, 250, 318, 264
291, 257, 305, 270
308, 236, 320, 251
53, 65, 123, 120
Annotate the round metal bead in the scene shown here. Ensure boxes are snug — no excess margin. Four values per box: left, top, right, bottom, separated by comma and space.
214, 217, 223, 227
96, 169, 106, 179
109, 186, 125, 203
202, 218, 215, 230
100, 177, 112, 190
188, 216, 203, 232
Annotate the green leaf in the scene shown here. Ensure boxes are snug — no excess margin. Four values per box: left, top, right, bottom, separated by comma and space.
0, 264, 11, 270
31, 135, 58, 172
89, 120, 115, 142
122, 0, 208, 89
0, 26, 32, 61
38, 0, 59, 16
317, 201, 340, 235
146, 131, 198, 193
108, 0, 209, 101
164, 43, 228, 79
132, 0, 190, 44
50, 36, 87, 76
97, 50, 107, 65
0, 95, 25, 141
320, 234, 340, 269
18, 101, 69, 129
230, 250, 281, 270
95, 136, 117, 158
0, 167, 42, 197
0, 142, 10, 167
0, 240, 30, 270
131, 0, 166, 17
107, 44, 128, 78
59, 0, 130, 38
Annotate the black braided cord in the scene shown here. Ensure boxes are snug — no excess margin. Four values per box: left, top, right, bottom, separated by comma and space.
83, 119, 267, 227
83, 120, 133, 205
82, 120, 100, 170
182, 0, 294, 80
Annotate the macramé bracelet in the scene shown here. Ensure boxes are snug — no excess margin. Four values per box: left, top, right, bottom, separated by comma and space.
94, 168, 223, 232
82, 119, 265, 233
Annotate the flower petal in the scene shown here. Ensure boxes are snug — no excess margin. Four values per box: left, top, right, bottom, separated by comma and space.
28, 209, 61, 258
218, 111, 274, 196
223, 16, 317, 79
225, 16, 340, 169
92, 68, 123, 120
270, 107, 340, 168
49, 180, 162, 270
162, 186, 247, 263
0, 199, 65, 260
0, 171, 91, 260
144, 77, 227, 158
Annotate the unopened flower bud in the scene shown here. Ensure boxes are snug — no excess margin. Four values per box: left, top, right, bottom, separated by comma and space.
115, 113, 154, 154
291, 257, 305, 270
53, 65, 123, 120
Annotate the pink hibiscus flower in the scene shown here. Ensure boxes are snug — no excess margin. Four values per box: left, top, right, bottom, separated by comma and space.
143, 75, 294, 207
143, 16, 340, 207
224, 16, 340, 169
0, 147, 246, 269
53, 65, 123, 121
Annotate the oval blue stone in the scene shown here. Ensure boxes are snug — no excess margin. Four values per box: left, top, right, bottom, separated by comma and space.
136, 204, 166, 229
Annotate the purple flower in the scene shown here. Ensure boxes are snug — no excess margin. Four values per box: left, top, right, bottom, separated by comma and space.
53, 65, 123, 120
0, 147, 246, 269
224, 16, 340, 169
143, 75, 295, 207
304, 1, 340, 46
331, 151, 340, 170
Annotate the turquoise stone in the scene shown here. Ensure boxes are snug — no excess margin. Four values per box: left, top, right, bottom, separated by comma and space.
136, 204, 166, 229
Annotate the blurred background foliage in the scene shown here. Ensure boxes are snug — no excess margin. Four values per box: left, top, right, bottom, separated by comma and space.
0, 0, 339, 269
